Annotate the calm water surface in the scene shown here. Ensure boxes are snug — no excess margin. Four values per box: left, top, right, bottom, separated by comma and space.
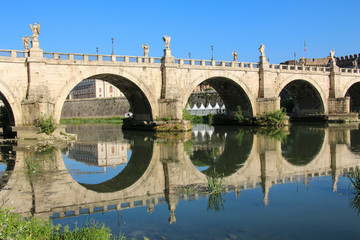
1, 123, 360, 240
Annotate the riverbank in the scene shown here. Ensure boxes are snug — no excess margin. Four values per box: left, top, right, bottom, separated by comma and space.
0, 207, 127, 239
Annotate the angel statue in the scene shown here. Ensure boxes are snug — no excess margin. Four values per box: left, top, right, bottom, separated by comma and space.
142, 43, 149, 57
259, 44, 265, 57
22, 35, 31, 51
30, 23, 40, 41
330, 49, 335, 62
163, 35, 171, 49
232, 51, 238, 62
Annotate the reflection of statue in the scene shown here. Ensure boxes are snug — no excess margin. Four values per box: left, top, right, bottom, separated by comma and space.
30, 23, 40, 41
232, 51, 238, 62
162, 35, 171, 49
142, 43, 149, 57
22, 35, 30, 51
258, 44, 265, 57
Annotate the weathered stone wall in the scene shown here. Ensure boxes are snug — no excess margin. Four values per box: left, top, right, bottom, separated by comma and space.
60, 97, 130, 119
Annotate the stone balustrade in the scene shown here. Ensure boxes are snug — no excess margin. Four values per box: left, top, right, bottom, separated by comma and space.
1, 49, 359, 75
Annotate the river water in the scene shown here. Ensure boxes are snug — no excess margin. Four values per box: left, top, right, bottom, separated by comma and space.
1, 123, 360, 239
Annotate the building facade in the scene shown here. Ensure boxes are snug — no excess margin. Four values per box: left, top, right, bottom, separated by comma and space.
68, 79, 125, 99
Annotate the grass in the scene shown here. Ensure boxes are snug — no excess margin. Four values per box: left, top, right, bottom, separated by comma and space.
0, 207, 122, 239
349, 168, 360, 215
206, 169, 224, 194
60, 117, 124, 125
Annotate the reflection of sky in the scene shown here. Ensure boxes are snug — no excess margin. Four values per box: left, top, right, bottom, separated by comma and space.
0, 163, 6, 172
196, 166, 209, 172
63, 149, 132, 184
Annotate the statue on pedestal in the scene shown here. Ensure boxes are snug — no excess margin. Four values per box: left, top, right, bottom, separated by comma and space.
162, 35, 171, 49
232, 51, 238, 62
142, 44, 149, 57
22, 35, 31, 51
30, 23, 40, 41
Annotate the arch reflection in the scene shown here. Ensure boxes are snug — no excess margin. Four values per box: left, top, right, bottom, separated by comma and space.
63, 125, 154, 193
188, 125, 253, 177
281, 124, 325, 165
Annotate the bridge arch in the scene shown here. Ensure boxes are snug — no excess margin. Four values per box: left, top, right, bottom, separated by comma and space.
343, 81, 360, 112
53, 70, 158, 123
183, 72, 256, 118
276, 77, 326, 115
0, 79, 22, 126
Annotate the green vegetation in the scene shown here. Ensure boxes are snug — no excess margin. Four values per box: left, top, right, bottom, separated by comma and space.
349, 168, 360, 215
255, 108, 287, 127
234, 106, 244, 122
60, 117, 124, 125
182, 109, 216, 124
0, 207, 121, 240
35, 116, 57, 135
207, 168, 224, 194
235, 106, 287, 127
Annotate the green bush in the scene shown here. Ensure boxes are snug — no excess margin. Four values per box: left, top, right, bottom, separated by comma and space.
35, 116, 56, 135
0, 207, 115, 239
255, 108, 287, 127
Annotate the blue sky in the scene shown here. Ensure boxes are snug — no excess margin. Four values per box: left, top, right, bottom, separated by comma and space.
1, 0, 359, 63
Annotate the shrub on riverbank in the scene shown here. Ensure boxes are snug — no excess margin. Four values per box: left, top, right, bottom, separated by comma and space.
35, 116, 57, 135
0, 207, 118, 239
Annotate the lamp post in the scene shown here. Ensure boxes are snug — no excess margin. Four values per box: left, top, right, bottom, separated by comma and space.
96, 46, 99, 57
211, 45, 214, 61
189, 52, 191, 59
112, 38, 114, 55
294, 52, 296, 65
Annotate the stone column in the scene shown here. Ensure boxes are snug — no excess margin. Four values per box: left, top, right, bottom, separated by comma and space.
21, 43, 55, 126
256, 45, 280, 115
158, 36, 182, 120
328, 51, 351, 116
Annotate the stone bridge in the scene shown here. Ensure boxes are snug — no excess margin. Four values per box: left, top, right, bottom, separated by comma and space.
0, 27, 360, 129
1, 125, 359, 221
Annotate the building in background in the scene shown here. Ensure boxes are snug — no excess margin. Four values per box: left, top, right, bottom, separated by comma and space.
68, 79, 125, 99
67, 142, 130, 169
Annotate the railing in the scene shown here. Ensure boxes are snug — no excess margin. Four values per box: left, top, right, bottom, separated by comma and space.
2, 49, 360, 75
0, 49, 28, 58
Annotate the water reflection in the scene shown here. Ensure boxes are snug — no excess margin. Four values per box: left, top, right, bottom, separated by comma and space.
189, 124, 253, 176
281, 124, 325, 165
63, 142, 131, 184
1, 124, 360, 239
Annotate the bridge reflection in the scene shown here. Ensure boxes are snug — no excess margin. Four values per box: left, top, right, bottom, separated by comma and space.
0, 124, 359, 224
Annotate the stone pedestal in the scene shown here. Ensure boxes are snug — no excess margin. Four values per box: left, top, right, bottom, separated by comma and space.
328, 97, 350, 114
21, 98, 54, 125
256, 97, 280, 115
162, 49, 175, 63
158, 98, 182, 120
30, 40, 43, 58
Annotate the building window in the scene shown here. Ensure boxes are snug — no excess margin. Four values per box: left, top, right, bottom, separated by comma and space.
99, 88, 102, 92
109, 86, 113, 93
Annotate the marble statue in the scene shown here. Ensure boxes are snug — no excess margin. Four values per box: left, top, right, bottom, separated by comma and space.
330, 49, 335, 62
353, 59, 358, 69
22, 35, 30, 51
163, 35, 171, 49
30, 23, 40, 41
142, 44, 149, 57
259, 44, 265, 57
232, 51, 238, 62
